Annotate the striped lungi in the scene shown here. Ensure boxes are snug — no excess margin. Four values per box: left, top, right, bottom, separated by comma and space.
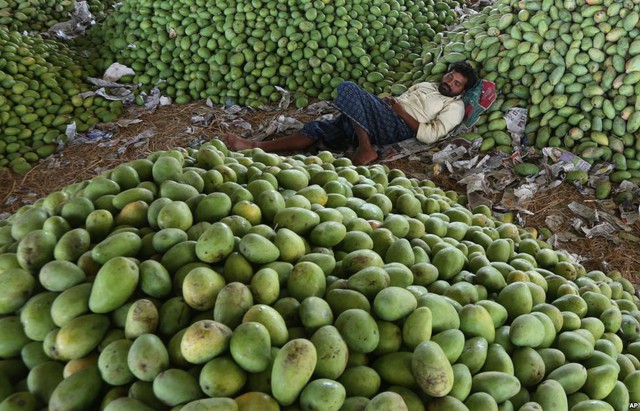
300, 81, 415, 150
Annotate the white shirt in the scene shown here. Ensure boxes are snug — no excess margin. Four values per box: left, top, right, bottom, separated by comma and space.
396, 82, 465, 144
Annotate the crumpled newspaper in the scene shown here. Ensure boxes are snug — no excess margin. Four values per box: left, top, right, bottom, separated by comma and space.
46, 1, 94, 39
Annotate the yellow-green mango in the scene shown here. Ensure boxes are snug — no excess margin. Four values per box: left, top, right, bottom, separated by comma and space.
50, 283, 91, 327
124, 299, 159, 339
334, 309, 379, 353
21, 341, 49, 370
102, 397, 155, 411
48, 365, 103, 411
238, 233, 280, 264
0, 392, 39, 411
341, 249, 384, 275
509, 314, 545, 348
497, 282, 533, 320
373, 352, 417, 389
249, 268, 280, 305
194, 222, 234, 263
459, 304, 495, 343
325, 289, 371, 316
482, 343, 514, 375
338, 366, 381, 398
512, 347, 545, 387
223, 252, 254, 283
298, 252, 336, 276
181, 398, 239, 411
557, 331, 594, 361
128, 334, 169, 382
299, 296, 333, 331
151, 228, 188, 253
552, 294, 588, 318
234, 392, 280, 411
53, 228, 90, 262
310, 221, 347, 247
182, 267, 226, 311
273, 207, 320, 234
287, 261, 326, 301
431, 246, 466, 280
91, 231, 142, 265
532, 379, 568, 411
310, 325, 349, 379
300, 378, 346, 411
180, 320, 232, 365
17, 229, 57, 273
152, 368, 203, 407
583, 364, 618, 400
98, 339, 134, 386
537, 348, 565, 376
412, 341, 454, 397
546, 363, 588, 394
417, 293, 460, 332
347, 267, 390, 299
214, 282, 254, 329
471, 371, 521, 403
242, 304, 289, 347
385, 238, 415, 267
85, 209, 114, 242
55, 314, 110, 361
431, 329, 465, 364
39, 260, 86, 292
457, 337, 489, 375
425, 395, 469, 411
365, 391, 408, 411
271, 339, 317, 406
373, 286, 417, 322
464, 392, 498, 411
255, 190, 286, 224
10, 207, 48, 242
230, 322, 271, 373
26, 361, 64, 403
89, 256, 139, 313
402, 307, 433, 350
273, 228, 306, 263
603, 380, 629, 411
20, 292, 57, 341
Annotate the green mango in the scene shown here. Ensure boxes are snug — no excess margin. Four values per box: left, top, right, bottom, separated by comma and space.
299, 296, 333, 331
124, 299, 159, 339
510, 314, 545, 348
53, 228, 91, 262
402, 307, 432, 350
310, 325, 349, 379
512, 347, 545, 387
195, 222, 235, 263
299, 378, 346, 411
373, 286, 417, 322
26, 361, 64, 403
412, 341, 454, 397
152, 368, 202, 407
50, 283, 92, 327
89, 257, 139, 313
214, 282, 254, 329
98, 339, 134, 386
465, 392, 498, 411
546, 362, 588, 394
17, 229, 57, 273
102, 397, 154, 411
238, 233, 280, 264
365, 391, 408, 411
271, 339, 317, 406
180, 320, 232, 365
242, 304, 289, 347
459, 304, 495, 343
583, 364, 618, 400
180, 398, 238, 411
431, 329, 465, 364
373, 352, 416, 389
128, 334, 170, 382
48, 365, 103, 411
287, 261, 326, 301
458, 337, 489, 375
19, 291, 57, 341
416, 293, 460, 332
0, 317, 33, 358
347, 267, 390, 299
0, 392, 39, 411
482, 343, 514, 374
182, 266, 226, 311
55, 314, 109, 361
497, 282, 533, 320
91, 231, 142, 265
335, 309, 379, 354
230, 321, 272, 373
471, 371, 521, 403
39, 260, 86, 292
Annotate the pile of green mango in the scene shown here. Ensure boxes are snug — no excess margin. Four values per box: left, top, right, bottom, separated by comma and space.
0, 0, 118, 33
418, 0, 640, 193
0, 138, 639, 410
0, 27, 124, 174
84, 0, 459, 107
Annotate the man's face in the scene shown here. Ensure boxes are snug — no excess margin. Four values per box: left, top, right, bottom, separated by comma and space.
438, 71, 468, 97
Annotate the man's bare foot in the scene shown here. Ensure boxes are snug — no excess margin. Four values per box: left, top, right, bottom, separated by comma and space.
223, 133, 255, 151
352, 145, 378, 165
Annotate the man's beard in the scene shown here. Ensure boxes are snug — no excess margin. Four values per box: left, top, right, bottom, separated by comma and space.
439, 82, 456, 97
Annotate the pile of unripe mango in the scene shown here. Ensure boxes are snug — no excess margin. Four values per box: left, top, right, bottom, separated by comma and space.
0, 139, 639, 411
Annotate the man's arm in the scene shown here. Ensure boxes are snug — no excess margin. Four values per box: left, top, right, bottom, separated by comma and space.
414, 102, 465, 144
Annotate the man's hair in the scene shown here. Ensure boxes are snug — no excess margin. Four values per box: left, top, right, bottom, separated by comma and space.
449, 61, 479, 91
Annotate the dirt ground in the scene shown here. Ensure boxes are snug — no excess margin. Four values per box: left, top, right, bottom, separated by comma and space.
1, 101, 639, 281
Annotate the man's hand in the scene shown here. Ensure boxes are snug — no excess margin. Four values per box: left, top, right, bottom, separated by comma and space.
383, 96, 398, 107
